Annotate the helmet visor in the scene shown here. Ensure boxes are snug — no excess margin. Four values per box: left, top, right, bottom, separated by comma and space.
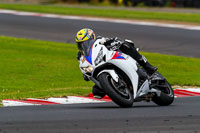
77, 42, 83, 52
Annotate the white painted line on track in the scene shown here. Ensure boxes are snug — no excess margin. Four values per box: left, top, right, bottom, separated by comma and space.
0, 9, 200, 31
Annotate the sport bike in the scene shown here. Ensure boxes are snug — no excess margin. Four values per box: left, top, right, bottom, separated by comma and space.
78, 39, 174, 107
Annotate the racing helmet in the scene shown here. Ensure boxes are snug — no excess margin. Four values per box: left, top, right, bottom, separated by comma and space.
75, 28, 96, 51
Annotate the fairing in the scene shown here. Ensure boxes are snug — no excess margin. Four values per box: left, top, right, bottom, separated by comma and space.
79, 38, 139, 99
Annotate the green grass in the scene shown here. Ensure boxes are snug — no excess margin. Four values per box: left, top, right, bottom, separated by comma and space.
0, 36, 200, 102
0, 3, 200, 24
0, 36, 93, 101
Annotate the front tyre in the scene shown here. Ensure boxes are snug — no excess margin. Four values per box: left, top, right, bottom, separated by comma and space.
98, 73, 134, 107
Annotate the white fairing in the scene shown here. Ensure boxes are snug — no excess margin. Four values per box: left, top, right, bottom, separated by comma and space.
79, 38, 139, 99
108, 55, 138, 98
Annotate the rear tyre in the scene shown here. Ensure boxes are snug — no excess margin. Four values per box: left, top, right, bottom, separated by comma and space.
98, 73, 134, 107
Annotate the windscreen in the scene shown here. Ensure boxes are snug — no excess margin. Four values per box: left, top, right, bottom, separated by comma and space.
78, 39, 95, 57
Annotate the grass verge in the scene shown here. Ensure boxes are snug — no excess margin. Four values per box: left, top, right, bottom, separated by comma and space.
0, 3, 200, 24
0, 36, 200, 102
0, 36, 93, 101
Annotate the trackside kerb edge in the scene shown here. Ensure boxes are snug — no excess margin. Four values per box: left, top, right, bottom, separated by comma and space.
2, 88, 200, 107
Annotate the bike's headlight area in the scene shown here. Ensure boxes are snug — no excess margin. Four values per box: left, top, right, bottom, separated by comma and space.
94, 47, 104, 66
82, 66, 93, 73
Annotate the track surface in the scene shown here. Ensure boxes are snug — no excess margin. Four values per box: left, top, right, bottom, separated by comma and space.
0, 13, 200, 58
0, 97, 200, 133
0, 13, 200, 133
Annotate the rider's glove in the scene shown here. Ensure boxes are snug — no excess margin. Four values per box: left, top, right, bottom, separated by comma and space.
109, 37, 123, 51
105, 37, 122, 51
99, 37, 109, 45
83, 74, 90, 81
98, 37, 122, 50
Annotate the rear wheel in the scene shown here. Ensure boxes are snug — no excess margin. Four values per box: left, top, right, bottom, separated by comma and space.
98, 73, 134, 107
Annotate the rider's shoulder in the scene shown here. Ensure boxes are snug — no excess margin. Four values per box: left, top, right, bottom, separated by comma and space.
96, 36, 109, 40
124, 39, 134, 44
95, 36, 109, 44
96, 36, 105, 40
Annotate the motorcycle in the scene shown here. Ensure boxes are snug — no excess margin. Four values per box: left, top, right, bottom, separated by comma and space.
78, 39, 174, 107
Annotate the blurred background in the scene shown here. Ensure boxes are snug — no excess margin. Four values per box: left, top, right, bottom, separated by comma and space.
1, 0, 200, 8
0, 0, 200, 102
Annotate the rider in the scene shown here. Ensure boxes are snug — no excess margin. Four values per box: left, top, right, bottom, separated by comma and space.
75, 28, 157, 99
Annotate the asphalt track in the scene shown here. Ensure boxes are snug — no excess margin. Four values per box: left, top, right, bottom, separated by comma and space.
0, 12, 200, 133
0, 97, 200, 133
0, 13, 200, 58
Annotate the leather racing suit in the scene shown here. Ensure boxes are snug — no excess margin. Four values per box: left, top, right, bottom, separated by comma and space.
77, 36, 157, 99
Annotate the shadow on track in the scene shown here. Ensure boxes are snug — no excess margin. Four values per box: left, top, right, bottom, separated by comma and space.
58, 102, 168, 110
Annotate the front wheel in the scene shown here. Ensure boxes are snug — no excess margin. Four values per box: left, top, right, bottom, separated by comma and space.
98, 73, 134, 107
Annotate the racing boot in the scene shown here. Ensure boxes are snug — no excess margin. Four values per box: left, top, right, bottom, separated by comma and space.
92, 85, 106, 99
137, 55, 158, 75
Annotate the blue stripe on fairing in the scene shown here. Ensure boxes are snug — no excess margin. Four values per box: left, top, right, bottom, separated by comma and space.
115, 52, 125, 59
84, 45, 93, 65
116, 56, 125, 59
